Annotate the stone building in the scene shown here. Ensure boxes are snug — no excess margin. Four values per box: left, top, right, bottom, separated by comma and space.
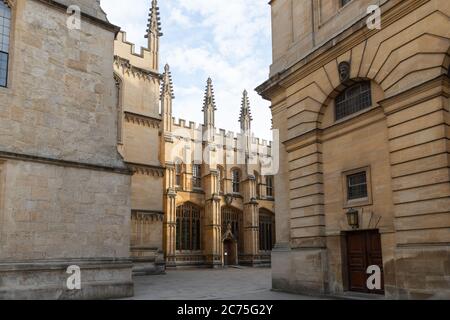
0, 0, 133, 299
114, 0, 276, 270
257, 0, 450, 299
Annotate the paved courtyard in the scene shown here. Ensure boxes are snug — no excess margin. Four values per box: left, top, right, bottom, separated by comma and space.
129, 267, 324, 300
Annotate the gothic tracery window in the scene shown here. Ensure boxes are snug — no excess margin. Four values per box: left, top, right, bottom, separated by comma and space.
232, 169, 241, 194
0, 1, 11, 87
175, 160, 183, 187
176, 203, 201, 251
259, 209, 275, 251
192, 164, 202, 189
266, 176, 274, 198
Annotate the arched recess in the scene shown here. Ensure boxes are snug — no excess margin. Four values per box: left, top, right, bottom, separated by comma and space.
317, 77, 385, 130
259, 208, 275, 252
174, 157, 184, 188
176, 202, 202, 252
221, 206, 243, 254
113, 72, 124, 144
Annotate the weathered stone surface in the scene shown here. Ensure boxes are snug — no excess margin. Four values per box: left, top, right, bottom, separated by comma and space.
258, 0, 450, 299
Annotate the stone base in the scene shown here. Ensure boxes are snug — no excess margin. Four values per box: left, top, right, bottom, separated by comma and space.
0, 259, 134, 300
271, 243, 329, 295
385, 246, 450, 300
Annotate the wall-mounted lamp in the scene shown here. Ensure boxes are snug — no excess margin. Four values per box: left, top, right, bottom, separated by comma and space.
346, 208, 359, 229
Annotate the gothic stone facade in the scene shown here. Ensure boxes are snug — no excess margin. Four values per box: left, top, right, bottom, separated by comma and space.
257, 0, 450, 299
0, 0, 133, 299
114, 1, 276, 270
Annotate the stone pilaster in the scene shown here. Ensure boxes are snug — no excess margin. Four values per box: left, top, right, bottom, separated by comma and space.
163, 164, 177, 267
203, 168, 222, 267
241, 175, 260, 265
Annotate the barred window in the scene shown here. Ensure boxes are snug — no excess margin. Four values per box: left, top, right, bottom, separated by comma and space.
335, 81, 372, 120
176, 203, 201, 251
347, 172, 368, 200
0, 1, 11, 87
232, 169, 241, 194
192, 164, 202, 189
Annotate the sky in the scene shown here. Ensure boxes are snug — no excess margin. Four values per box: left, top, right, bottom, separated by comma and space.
101, 0, 273, 141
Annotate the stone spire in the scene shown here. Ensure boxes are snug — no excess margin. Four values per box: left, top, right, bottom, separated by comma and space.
161, 64, 174, 133
239, 90, 253, 132
145, 0, 162, 70
202, 78, 217, 128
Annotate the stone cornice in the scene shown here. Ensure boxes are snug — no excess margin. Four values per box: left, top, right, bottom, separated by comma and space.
124, 111, 161, 129
114, 55, 161, 81
131, 210, 164, 222
256, 0, 429, 99
126, 162, 165, 177
0, 150, 131, 175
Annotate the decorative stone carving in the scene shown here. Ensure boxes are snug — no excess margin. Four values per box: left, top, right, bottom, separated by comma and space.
338, 61, 351, 83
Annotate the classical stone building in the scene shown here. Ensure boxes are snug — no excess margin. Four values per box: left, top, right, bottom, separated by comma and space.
257, 0, 450, 299
0, 0, 133, 299
114, 0, 276, 270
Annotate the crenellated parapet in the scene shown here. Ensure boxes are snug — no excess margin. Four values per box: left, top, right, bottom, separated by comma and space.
169, 117, 273, 158
114, 31, 161, 75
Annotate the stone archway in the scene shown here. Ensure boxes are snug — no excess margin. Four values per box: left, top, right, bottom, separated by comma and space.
222, 223, 238, 266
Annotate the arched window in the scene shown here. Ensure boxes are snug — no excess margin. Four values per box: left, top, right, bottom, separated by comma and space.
0, 1, 11, 87
232, 169, 241, 194
335, 81, 372, 120
222, 206, 244, 253
217, 166, 224, 194
192, 164, 202, 189
259, 209, 275, 251
176, 203, 201, 251
266, 176, 274, 198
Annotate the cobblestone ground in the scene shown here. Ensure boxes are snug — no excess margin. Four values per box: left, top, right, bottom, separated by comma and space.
128, 267, 325, 300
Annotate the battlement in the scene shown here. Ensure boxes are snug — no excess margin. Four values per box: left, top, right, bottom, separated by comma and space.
114, 31, 156, 71
170, 117, 273, 156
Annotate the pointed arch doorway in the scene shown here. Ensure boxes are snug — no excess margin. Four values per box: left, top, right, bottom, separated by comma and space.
221, 206, 243, 266
222, 224, 238, 266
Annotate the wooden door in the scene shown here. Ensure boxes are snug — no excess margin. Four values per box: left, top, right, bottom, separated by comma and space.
346, 230, 384, 294
223, 240, 235, 266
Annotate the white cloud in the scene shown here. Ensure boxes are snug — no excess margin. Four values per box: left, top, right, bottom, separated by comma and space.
101, 0, 273, 140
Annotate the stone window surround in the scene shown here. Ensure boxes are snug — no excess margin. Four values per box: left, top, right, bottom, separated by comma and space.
341, 166, 373, 209
0, 0, 13, 90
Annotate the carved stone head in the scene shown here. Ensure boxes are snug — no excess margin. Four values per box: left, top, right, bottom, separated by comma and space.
339, 61, 351, 83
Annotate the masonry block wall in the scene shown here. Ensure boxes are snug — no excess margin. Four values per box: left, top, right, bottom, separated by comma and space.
258, 0, 450, 299
0, 0, 133, 299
